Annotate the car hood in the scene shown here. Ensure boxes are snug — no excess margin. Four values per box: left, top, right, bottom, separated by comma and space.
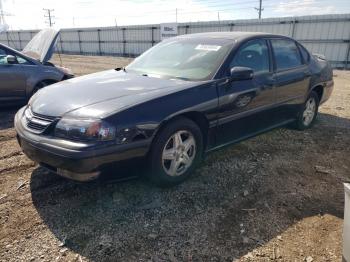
30, 69, 197, 118
22, 28, 59, 63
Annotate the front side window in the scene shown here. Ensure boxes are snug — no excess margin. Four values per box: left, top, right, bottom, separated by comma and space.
126, 38, 233, 81
0, 47, 8, 65
0, 47, 30, 65
16, 55, 30, 64
271, 39, 302, 71
230, 39, 270, 74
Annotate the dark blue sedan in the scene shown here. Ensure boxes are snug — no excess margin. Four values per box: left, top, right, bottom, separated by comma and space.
15, 32, 334, 186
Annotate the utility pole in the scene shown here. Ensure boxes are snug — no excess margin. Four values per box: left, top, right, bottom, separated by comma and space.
0, 10, 4, 25
0, 0, 13, 26
43, 8, 55, 27
0, 0, 8, 25
175, 8, 178, 23
0, 0, 4, 24
254, 0, 264, 19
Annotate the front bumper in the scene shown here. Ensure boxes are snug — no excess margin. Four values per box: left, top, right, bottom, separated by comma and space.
15, 107, 151, 181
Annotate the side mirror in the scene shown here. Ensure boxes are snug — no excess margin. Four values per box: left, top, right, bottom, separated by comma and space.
230, 66, 254, 81
6, 55, 18, 64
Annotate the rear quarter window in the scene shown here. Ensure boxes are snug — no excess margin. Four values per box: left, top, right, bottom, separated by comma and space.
298, 44, 310, 64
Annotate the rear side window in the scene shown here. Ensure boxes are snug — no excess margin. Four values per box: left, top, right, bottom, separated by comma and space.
271, 39, 302, 71
230, 39, 270, 74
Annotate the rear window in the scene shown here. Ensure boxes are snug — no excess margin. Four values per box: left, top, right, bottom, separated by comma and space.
271, 39, 302, 71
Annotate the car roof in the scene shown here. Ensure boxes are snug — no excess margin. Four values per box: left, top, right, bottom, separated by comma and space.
175, 31, 285, 41
0, 43, 18, 52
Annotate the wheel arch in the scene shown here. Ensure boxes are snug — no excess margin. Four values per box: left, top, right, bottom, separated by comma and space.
37, 79, 58, 86
150, 111, 210, 151
27, 79, 59, 98
310, 84, 324, 102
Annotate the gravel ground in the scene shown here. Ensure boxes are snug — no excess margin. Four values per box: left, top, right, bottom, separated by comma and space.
0, 55, 349, 262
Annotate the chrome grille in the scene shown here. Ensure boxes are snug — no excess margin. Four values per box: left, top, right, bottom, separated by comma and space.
24, 107, 56, 133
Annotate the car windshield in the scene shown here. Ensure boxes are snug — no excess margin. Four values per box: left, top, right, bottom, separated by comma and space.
126, 38, 233, 81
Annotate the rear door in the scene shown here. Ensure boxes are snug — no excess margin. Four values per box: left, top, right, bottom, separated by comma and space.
0, 47, 27, 101
270, 38, 311, 120
215, 38, 277, 146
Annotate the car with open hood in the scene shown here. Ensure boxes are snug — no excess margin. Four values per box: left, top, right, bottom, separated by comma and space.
0, 28, 74, 104
14, 32, 333, 186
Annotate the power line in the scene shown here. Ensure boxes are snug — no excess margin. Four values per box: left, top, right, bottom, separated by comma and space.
7, 0, 348, 29
54, 0, 350, 21
43, 8, 55, 27
76, 2, 265, 20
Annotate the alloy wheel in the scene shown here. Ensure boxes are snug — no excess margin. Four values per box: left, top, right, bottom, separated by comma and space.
302, 97, 317, 126
162, 130, 196, 177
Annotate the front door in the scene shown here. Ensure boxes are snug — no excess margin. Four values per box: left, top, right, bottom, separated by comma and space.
215, 38, 277, 146
0, 47, 27, 101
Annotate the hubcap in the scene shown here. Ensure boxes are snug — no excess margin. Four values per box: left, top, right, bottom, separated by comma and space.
162, 130, 196, 177
302, 97, 316, 126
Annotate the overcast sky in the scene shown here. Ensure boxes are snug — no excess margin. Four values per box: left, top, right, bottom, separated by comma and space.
1, 0, 350, 30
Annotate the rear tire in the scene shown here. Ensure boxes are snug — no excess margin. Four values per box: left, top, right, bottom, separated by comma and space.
295, 91, 319, 130
148, 117, 203, 187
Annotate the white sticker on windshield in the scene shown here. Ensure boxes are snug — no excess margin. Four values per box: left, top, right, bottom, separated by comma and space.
195, 44, 222, 51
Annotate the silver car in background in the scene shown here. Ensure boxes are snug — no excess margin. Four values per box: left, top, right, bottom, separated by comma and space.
0, 28, 74, 104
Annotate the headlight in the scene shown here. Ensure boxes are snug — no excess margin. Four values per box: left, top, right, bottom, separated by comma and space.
55, 118, 116, 142
56, 65, 74, 76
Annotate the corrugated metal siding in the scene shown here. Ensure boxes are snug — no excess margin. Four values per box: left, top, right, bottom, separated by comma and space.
1, 13, 349, 68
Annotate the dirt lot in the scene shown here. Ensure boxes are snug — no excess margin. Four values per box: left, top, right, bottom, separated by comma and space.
0, 54, 349, 262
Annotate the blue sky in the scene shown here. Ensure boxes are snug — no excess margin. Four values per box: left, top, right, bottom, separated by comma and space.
1, 0, 350, 29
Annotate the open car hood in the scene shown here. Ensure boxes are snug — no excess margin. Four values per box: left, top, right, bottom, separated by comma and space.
22, 28, 59, 63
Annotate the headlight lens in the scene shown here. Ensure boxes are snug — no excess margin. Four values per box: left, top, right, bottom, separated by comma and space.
55, 118, 116, 142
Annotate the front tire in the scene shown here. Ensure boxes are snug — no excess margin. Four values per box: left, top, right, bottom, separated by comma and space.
295, 91, 319, 130
148, 117, 203, 187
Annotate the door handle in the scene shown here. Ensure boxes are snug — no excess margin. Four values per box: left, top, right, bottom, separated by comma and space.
262, 83, 274, 89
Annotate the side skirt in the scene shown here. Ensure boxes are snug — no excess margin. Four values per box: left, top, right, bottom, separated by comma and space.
205, 118, 295, 153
